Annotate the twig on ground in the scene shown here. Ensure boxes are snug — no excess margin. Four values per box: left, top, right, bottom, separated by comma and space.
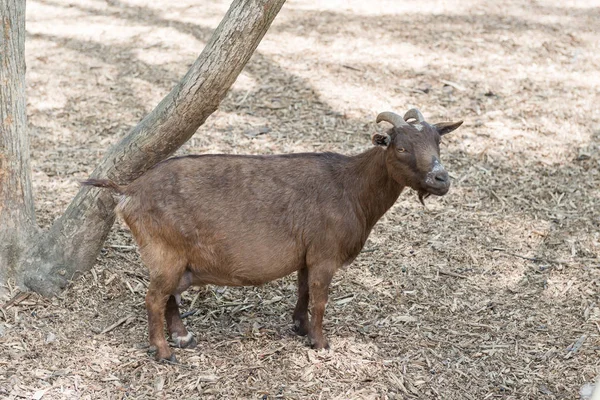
439, 270, 468, 279
1, 291, 31, 311
565, 335, 586, 359
440, 79, 467, 91
342, 64, 363, 72
108, 245, 136, 251
99, 315, 134, 334
181, 309, 198, 319
491, 248, 567, 265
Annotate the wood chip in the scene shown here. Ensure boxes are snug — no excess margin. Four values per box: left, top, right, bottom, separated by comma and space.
440, 79, 467, 91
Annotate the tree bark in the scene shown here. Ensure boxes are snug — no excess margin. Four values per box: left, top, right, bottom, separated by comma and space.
16, 0, 286, 296
0, 0, 37, 291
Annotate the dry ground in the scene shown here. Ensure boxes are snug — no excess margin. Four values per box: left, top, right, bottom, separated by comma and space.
1, 0, 600, 398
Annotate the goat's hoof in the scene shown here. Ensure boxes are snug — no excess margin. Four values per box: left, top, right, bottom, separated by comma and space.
158, 353, 178, 364
147, 345, 158, 357
180, 336, 197, 349
148, 345, 178, 363
310, 338, 330, 351
293, 320, 309, 336
173, 332, 197, 349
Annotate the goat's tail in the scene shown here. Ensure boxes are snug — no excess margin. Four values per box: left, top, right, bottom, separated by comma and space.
80, 178, 125, 194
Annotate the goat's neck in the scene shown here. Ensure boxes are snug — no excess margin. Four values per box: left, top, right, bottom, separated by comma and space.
346, 147, 403, 229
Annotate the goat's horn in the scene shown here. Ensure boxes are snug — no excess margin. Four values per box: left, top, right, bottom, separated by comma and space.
376, 111, 409, 128
403, 108, 425, 123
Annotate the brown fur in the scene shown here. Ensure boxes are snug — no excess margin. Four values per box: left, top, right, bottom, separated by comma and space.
82, 112, 462, 361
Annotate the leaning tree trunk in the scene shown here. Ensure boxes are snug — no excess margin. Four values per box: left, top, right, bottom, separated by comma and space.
0, 0, 38, 290
0, 0, 286, 297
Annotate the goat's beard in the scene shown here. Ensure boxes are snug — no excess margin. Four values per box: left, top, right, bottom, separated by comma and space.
418, 191, 431, 206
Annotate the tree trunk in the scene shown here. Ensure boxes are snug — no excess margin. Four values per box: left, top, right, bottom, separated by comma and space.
0, 0, 37, 291
0, 0, 286, 297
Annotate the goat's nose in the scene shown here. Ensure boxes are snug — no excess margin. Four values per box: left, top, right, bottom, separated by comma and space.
434, 171, 449, 184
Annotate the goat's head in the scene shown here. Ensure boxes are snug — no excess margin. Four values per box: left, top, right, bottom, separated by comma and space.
373, 109, 462, 204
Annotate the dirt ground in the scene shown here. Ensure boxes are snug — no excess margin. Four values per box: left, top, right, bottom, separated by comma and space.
1, 0, 599, 398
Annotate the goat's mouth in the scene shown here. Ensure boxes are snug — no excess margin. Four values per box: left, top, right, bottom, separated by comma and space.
428, 182, 450, 195
421, 165, 451, 198
418, 184, 450, 205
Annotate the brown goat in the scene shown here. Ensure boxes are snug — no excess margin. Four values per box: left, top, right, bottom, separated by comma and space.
83, 109, 462, 362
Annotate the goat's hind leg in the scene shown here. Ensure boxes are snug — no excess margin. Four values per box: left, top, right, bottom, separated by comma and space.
143, 247, 187, 362
292, 267, 310, 336
146, 281, 176, 362
166, 295, 197, 349
165, 270, 196, 348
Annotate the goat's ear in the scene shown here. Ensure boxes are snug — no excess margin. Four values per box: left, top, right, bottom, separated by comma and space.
433, 121, 463, 136
372, 133, 391, 147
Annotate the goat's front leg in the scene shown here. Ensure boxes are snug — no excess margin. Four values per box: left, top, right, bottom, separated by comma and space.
292, 267, 310, 336
307, 263, 335, 350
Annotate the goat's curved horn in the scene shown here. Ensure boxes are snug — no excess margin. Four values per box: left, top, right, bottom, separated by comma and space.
376, 111, 409, 128
403, 108, 425, 123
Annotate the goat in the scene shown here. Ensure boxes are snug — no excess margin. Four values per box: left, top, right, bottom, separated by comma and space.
82, 109, 462, 362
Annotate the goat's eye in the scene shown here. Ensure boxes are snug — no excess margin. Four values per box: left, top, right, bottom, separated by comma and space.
397, 147, 407, 153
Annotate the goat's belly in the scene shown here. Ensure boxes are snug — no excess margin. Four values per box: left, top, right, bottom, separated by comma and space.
190, 261, 300, 287
188, 243, 303, 287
